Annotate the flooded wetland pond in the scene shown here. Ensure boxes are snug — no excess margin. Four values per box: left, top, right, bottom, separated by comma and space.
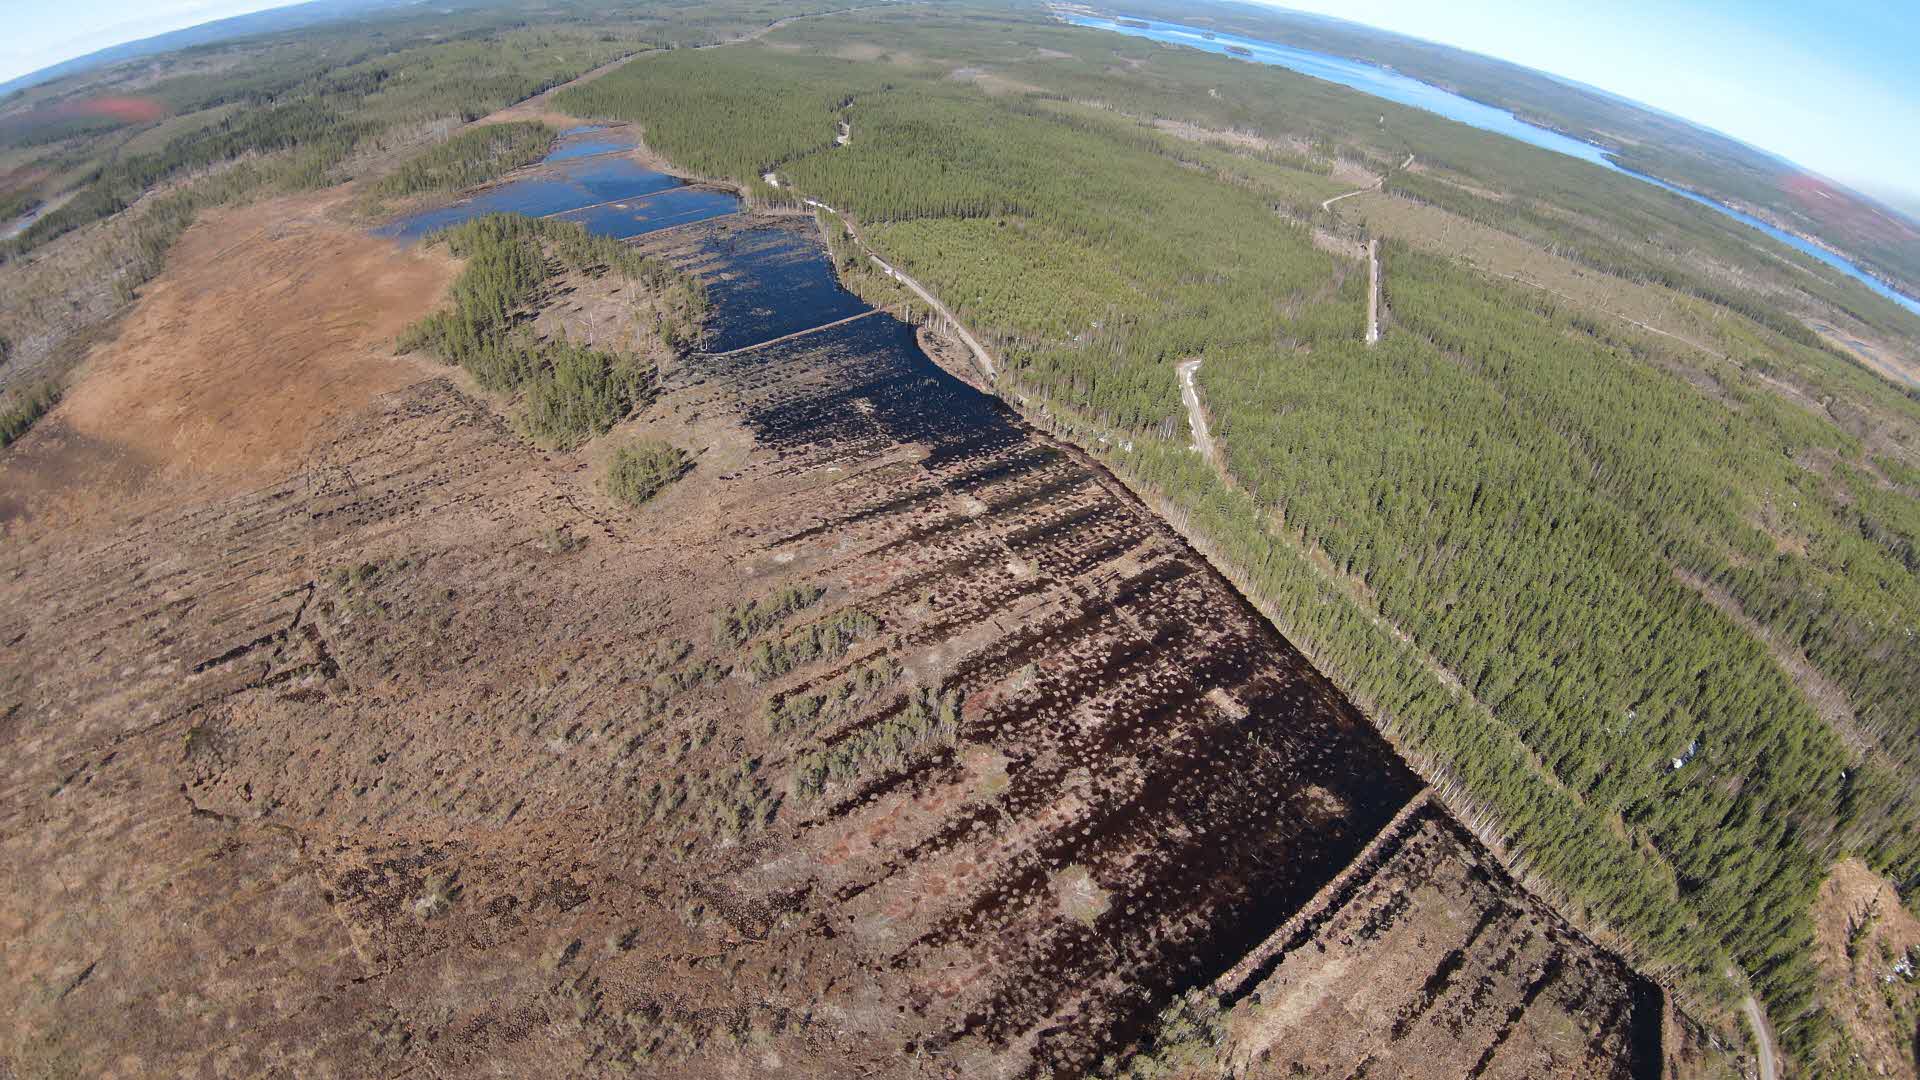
379, 126, 740, 242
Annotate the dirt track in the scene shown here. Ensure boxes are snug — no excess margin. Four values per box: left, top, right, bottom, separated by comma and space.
808, 197, 998, 381
1742, 996, 1778, 1080
1321, 151, 1413, 212
1177, 358, 1220, 469
1365, 237, 1381, 344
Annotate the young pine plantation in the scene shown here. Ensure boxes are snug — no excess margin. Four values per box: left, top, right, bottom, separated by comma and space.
558, 10, 1920, 1072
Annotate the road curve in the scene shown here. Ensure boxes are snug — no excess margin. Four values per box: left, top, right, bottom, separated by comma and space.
866, 252, 996, 379
1321, 185, 1374, 212
1320, 151, 1414, 213
801, 196, 999, 381
1742, 996, 1778, 1080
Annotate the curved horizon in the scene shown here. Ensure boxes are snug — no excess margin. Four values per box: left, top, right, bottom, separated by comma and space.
6, 0, 1918, 225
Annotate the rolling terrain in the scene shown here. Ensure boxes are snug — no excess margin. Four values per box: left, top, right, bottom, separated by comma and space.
1104, 0, 1920, 304
1, 173, 1677, 1075
2, 1, 1918, 1076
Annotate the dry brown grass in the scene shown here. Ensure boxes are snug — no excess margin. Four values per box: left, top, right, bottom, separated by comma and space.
0, 214, 1670, 1080
0, 190, 456, 535
1809, 859, 1920, 1080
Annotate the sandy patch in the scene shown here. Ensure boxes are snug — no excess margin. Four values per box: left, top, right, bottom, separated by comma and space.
477, 50, 645, 129
1809, 320, 1920, 390
1405, 163, 1509, 203
950, 68, 1046, 96
834, 43, 923, 66
0, 190, 456, 533
1310, 227, 1366, 261
1810, 858, 1920, 1079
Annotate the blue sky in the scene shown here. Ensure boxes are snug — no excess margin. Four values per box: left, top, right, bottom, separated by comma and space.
0, 1, 290, 82
5, 1, 1918, 212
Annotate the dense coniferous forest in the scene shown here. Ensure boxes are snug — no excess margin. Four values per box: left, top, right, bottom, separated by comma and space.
372, 121, 556, 200
556, 10, 1920, 1071
6, 1, 1920, 1072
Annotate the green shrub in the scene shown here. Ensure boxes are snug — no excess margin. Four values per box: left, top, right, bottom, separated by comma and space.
763, 656, 900, 736
0, 381, 60, 448
791, 684, 957, 799
1099, 990, 1226, 1079
746, 608, 879, 682
604, 440, 690, 507
713, 584, 826, 648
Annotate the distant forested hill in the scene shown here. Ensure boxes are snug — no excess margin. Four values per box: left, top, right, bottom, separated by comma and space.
1114, 0, 1920, 300
0, 0, 410, 99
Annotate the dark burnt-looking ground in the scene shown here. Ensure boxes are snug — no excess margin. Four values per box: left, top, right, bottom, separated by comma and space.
1221, 802, 1664, 1079
663, 299, 1428, 1068
0, 215, 1661, 1078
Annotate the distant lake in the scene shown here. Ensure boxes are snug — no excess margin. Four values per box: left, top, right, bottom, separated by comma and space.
1069, 14, 1920, 319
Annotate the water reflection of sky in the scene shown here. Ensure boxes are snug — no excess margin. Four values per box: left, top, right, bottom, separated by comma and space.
547, 188, 742, 239
378, 127, 736, 242
694, 224, 875, 353
1071, 17, 1614, 165
544, 138, 630, 162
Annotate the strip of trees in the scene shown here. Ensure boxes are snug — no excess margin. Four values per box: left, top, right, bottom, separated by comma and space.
373, 121, 555, 200
398, 213, 705, 447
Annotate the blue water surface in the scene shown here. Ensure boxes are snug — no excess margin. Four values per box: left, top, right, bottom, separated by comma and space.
544, 138, 631, 162
379, 129, 727, 241
548, 188, 742, 239
1069, 15, 1920, 318
694, 223, 878, 353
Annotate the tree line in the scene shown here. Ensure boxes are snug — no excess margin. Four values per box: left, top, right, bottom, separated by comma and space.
398, 213, 705, 448
555, 28, 1920, 1072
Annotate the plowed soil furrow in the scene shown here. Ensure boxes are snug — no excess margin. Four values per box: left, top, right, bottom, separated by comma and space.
0, 212, 1667, 1080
